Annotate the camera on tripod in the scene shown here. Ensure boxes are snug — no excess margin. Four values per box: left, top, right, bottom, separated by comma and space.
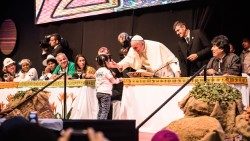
39, 35, 51, 48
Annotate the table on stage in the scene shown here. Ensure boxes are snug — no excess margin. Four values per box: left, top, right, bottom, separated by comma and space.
0, 79, 98, 119
118, 76, 249, 133
0, 76, 249, 133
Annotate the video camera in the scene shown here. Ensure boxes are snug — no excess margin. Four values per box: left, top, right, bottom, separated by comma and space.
122, 34, 132, 48
39, 35, 51, 48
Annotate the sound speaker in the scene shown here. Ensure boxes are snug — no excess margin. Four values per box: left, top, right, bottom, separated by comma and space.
63, 120, 137, 141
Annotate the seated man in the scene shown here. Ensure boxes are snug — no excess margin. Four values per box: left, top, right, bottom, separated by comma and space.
50, 53, 75, 79
206, 35, 241, 76
115, 35, 181, 77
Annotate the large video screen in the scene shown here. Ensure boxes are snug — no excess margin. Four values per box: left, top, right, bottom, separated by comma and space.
35, 0, 188, 24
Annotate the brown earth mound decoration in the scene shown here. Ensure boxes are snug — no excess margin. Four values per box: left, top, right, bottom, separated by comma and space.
167, 82, 245, 140
1, 88, 54, 119
166, 116, 225, 141
235, 107, 250, 140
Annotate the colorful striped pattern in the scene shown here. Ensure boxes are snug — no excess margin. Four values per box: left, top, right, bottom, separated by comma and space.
0, 19, 17, 55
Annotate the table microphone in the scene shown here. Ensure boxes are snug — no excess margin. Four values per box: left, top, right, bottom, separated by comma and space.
153, 61, 176, 77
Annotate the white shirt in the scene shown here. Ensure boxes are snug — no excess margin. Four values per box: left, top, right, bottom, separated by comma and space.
14, 68, 38, 82
118, 40, 180, 77
95, 67, 120, 94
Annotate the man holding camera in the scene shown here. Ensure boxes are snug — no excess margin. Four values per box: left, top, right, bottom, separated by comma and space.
41, 33, 63, 60
41, 33, 73, 61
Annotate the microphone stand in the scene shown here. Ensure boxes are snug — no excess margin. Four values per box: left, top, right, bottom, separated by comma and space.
136, 65, 207, 130
153, 61, 175, 77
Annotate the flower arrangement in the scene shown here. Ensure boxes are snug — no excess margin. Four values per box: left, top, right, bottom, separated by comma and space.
51, 92, 76, 119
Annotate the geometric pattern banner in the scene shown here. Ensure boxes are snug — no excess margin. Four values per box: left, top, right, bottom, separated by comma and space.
35, 0, 188, 24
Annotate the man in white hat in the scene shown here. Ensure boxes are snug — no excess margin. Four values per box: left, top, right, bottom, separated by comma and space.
116, 35, 181, 77
2, 58, 17, 82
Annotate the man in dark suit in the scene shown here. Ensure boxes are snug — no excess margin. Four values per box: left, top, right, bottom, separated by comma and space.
41, 33, 73, 61
173, 21, 212, 76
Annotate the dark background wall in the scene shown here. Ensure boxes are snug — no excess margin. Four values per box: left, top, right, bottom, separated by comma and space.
0, 0, 249, 76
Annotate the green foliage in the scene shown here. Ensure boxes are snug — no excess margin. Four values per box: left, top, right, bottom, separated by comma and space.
13, 88, 39, 100
190, 82, 242, 103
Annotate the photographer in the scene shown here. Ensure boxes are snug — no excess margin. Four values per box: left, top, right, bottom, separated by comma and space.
117, 32, 132, 59
41, 33, 73, 61
117, 32, 135, 76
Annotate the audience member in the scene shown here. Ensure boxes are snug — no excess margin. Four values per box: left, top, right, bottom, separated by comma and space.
0, 116, 58, 141
58, 127, 109, 141
50, 53, 75, 80
173, 20, 212, 76
115, 35, 180, 77
73, 54, 96, 79
15, 59, 38, 82
151, 130, 179, 141
206, 35, 241, 76
2, 58, 17, 82
40, 54, 58, 80
95, 54, 122, 119
240, 37, 250, 75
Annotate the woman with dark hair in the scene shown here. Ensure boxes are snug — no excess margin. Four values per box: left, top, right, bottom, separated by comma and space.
206, 35, 241, 76
74, 54, 96, 79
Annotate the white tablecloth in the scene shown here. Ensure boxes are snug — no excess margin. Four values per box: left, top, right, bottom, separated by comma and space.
118, 84, 249, 133
0, 86, 98, 120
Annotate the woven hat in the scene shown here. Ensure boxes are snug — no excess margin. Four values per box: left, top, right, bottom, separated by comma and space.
3, 58, 15, 68
19, 59, 31, 66
42, 54, 56, 66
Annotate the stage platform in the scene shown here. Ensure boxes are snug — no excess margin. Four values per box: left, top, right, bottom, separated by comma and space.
0, 118, 137, 141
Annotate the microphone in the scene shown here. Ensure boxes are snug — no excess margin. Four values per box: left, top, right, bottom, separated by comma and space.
153, 61, 176, 77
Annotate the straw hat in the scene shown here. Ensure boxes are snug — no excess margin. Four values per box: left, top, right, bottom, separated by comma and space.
42, 54, 56, 66
3, 58, 15, 68
19, 59, 31, 66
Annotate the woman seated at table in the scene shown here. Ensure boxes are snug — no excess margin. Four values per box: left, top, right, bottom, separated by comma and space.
15, 59, 38, 82
206, 35, 241, 76
73, 54, 96, 79
40, 54, 58, 80
2, 58, 17, 82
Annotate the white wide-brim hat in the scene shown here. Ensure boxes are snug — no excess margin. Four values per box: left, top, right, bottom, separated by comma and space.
3, 58, 15, 68
42, 54, 56, 66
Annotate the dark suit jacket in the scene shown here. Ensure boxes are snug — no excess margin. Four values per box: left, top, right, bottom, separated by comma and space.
177, 29, 212, 76
51, 44, 63, 57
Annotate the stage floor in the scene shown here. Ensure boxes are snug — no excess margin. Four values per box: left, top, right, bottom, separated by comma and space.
139, 132, 154, 141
